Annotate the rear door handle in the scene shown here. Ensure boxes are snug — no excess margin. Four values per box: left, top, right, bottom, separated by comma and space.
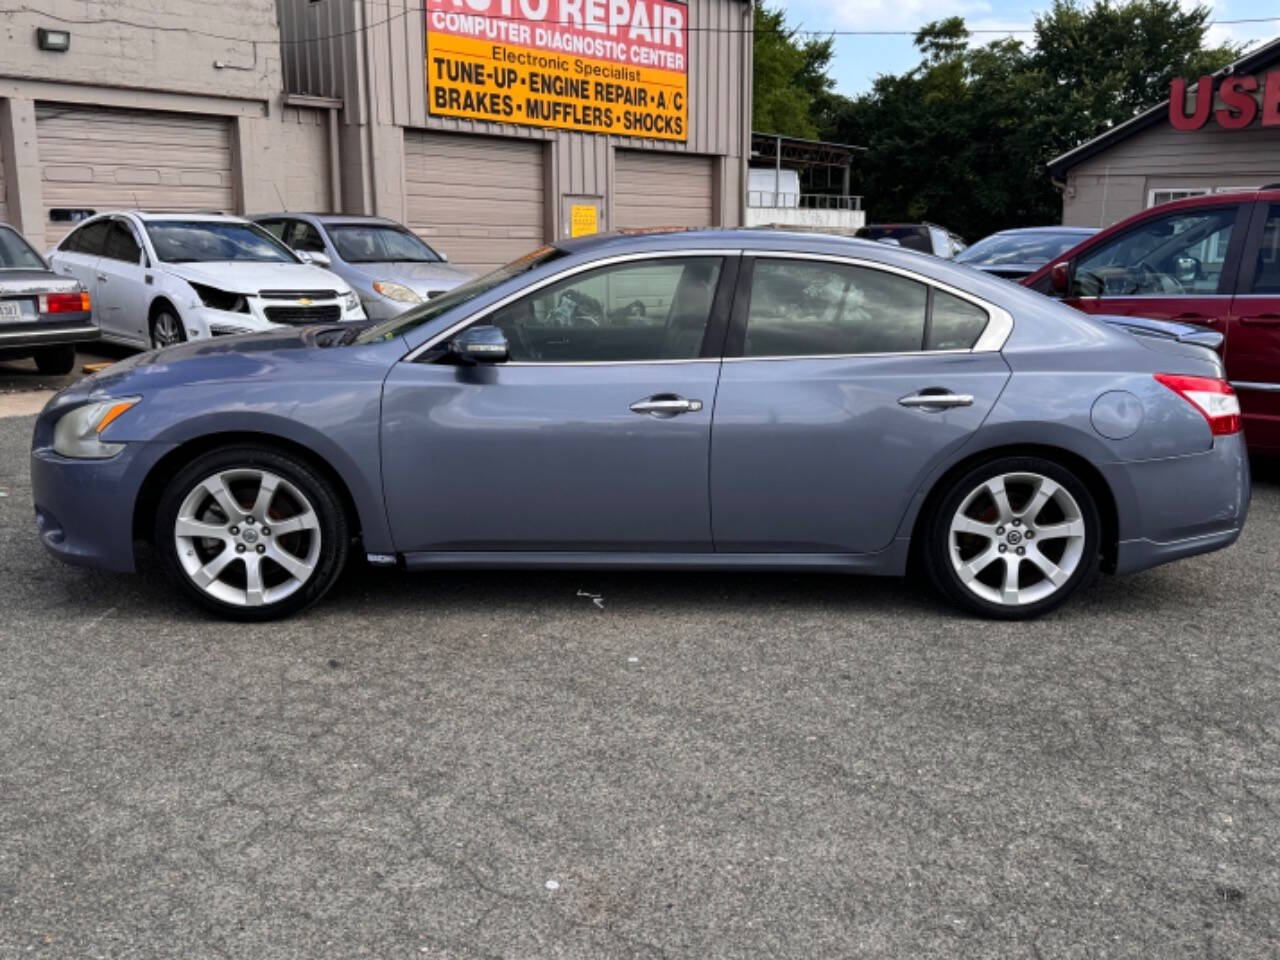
899, 393, 974, 409
96, 274, 108, 283
629, 395, 703, 416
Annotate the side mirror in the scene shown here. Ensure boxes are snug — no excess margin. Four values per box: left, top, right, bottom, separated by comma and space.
450, 325, 508, 363
1174, 255, 1201, 284
1050, 260, 1071, 295
439, 252, 449, 262
299, 249, 331, 268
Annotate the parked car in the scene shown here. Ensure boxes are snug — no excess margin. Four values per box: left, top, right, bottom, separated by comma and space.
47, 212, 366, 350
1023, 186, 1280, 454
32, 229, 1248, 622
856, 223, 967, 258
0, 222, 95, 375
956, 226, 1098, 280
253, 213, 474, 321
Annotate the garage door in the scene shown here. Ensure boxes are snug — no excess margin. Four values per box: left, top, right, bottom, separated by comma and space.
614, 151, 715, 230
404, 132, 545, 273
36, 105, 235, 245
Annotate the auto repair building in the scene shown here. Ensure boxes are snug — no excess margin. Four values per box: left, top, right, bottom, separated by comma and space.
0, 1, 340, 249
278, 0, 753, 270
1049, 36, 1280, 228
0, 0, 752, 272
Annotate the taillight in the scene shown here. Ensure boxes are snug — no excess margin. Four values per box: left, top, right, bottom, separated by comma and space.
39, 292, 90, 314
1154, 373, 1241, 436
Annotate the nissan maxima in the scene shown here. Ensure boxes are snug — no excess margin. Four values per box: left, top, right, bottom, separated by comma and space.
31, 230, 1250, 620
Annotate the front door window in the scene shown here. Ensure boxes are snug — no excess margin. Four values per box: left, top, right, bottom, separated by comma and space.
1072, 208, 1237, 297
488, 257, 723, 362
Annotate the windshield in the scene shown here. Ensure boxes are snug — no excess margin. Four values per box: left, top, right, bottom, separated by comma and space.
328, 224, 441, 263
353, 246, 566, 345
956, 232, 1090, 267
145, 221, 299, 264
0, 227, 46, 270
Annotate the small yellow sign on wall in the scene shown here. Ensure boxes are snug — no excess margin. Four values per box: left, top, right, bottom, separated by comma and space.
570, 204, 598, 238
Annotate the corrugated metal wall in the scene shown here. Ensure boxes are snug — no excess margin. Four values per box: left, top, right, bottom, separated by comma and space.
0, 137, 8, 227
278, 0, 750, 226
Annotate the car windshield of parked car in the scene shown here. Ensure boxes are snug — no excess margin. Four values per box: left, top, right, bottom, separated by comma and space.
956, 232, 1086, 267
352, 245, 566, 345
0, 227, 46, 270
328, 224, 441, 263
145, 221, 299, 264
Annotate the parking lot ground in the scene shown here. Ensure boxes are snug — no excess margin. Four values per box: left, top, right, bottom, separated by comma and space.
1, 410, 1279, 958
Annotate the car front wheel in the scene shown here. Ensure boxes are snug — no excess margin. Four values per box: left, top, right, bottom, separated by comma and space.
150, 308, 186, 349
924, 455, 1101, 619
155, 446, 349, 621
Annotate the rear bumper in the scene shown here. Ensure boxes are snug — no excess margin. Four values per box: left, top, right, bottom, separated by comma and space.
1109, 433, 1251, 575
0, 317, 97, 352
30, 440, 173, 574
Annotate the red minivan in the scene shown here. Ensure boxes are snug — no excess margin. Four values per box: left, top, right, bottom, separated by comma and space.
1024, 188, 1280, 453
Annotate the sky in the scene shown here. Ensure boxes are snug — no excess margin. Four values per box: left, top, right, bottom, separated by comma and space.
775, 0, 1280, 95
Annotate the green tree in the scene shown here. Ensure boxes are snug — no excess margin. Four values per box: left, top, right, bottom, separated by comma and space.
752, 3, 835, 138
820, 1, 1241, 236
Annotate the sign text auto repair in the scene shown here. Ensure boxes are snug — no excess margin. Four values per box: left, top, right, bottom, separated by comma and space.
426, 0, 688, 140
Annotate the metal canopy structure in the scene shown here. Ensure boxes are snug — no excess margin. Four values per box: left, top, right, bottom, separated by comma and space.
749, 131, 867, 199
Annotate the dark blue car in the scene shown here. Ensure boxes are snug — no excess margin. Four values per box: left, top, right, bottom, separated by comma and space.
31, 230, 1249, 620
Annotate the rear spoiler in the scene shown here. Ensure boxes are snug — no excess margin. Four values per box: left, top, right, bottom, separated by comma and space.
1097, 314, 1223, 351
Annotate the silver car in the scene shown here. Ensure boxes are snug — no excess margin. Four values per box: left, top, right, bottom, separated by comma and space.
253, 214, 474, 320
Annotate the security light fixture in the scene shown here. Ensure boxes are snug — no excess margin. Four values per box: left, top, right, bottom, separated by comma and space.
36, 28, 71, 52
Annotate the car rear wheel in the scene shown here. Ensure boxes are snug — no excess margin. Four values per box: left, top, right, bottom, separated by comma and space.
155, 446, 349, 621
150, 308, 186, 349
924, 455, 1101, 619
33, 344, 76, 375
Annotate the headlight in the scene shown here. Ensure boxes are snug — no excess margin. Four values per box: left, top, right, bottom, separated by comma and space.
190, 283, 249, 314
53, 397, 141, 459
372, 281, 423, 304
343, 290, 362, 312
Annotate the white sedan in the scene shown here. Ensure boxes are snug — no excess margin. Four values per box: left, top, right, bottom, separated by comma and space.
48, 212, 365, 349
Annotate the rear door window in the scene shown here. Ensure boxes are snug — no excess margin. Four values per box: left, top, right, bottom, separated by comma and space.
744, 259, 928, 356
1249, 205, 1280, 294
60, 219, 111, 257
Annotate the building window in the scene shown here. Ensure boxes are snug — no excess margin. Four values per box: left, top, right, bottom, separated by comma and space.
1149, 189, 1209, 208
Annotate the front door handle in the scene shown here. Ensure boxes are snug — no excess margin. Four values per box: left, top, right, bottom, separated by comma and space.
899, 392, 974, 409
96, 274, 108, 283
629, 395, 703, 417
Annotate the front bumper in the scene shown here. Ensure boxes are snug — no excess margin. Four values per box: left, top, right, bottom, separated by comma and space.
31, 440, 173, 574
1109, 432, 1251, 575
186, 300, 366, 339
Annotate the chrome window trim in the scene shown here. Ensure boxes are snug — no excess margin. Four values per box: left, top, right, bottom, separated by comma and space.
1231, 381, 1280, 392
403, 247, 1015, 363
722, 348, 973, 364
1071, 294, 1234, 301
403, 249, 741, 362
745, 250, 1014, 354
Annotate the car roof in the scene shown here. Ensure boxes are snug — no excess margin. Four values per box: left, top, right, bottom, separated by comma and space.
108, 211, 248, 223
250, 212, 405, 227
990, 226, 1098, 235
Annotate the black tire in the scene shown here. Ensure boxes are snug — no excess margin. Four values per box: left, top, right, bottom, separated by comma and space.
155, 445, 349, 621
922, 455, 1102, 620
33, 344, 76, 376
150, 307, 187, 350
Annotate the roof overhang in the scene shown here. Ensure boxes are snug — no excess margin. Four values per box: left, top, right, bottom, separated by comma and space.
1047, 35, 1280, 180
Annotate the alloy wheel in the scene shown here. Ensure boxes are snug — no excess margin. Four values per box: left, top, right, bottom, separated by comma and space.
153, 312, 184, 348
947, 471, 1087, 607
173, 468, 322, 607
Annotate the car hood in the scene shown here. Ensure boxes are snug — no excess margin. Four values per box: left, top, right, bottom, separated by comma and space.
347, 261, 473, 294
161, 261, 350, 295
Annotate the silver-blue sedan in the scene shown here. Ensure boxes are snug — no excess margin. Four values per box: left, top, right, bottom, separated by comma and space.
30, 229, 1249, 620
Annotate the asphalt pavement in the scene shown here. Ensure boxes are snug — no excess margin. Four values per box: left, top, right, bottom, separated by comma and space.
1, 410, 1279, 958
